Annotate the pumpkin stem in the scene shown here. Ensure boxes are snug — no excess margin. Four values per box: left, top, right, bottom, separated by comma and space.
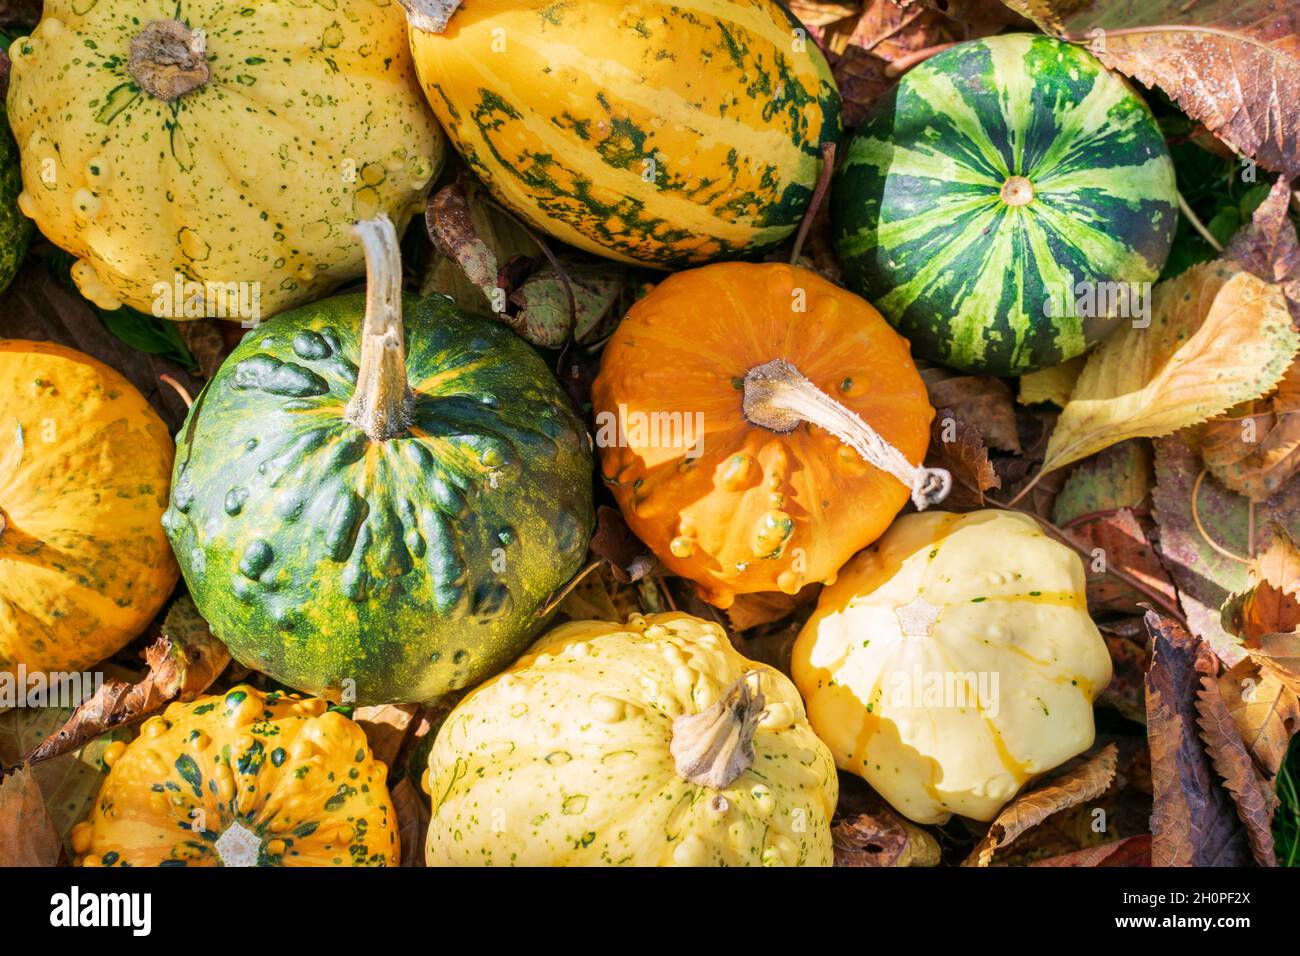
398, 0, 463, 34
670, 672, 765, 789
743, 358, 951, 509
129, 20, 211, 102
345, 215, 412, 443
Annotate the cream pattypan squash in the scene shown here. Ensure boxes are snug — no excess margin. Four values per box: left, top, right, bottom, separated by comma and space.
792, 510, 1112, 824
425, 612, 838, 866
6, 1, 442, 319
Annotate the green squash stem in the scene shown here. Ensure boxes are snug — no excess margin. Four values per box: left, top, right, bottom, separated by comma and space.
743, 358, 951, 509
670, 672, 766, 789
128, 20, 211, 102
346, 215, 412, 443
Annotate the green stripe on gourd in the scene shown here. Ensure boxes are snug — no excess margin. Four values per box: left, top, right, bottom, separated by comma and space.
833, 33, 1177, 376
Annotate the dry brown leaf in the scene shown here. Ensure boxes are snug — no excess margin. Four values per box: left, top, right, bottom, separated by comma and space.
820, 0, 955, 57
1066, 508, 1177, 616
1195, 657, 1278, 865
788, 1, 862, 28
0, 767, 61, 867
724, 585, 820, 633
1224, 174, 1300, 325
922, 370, 1022, 454
833, 778, 942, 867
1218, 658, 1300, 778
926, 406, 1000, 507
0, 1, 41, 30
1198, 363, 1300, 501
966, 744, 1118, 867
832, 46, 894, 128
902, 0, 1032, 35
1029, 833, 1152, 867
1217, 530, 1300, 695
1144, 611, 1254, 866
390, 776, 429, 868
353, 705, 419, 770
1251, 632, 1300, 698
832, 809, 940, 867
1005, 0, 1300, 179
1097, 625, 1151, 725
26, 597, 230, 764
821, 0, 958, 124
175, 319, 229, 380
426, 181, 499, 291
1042, 260, 1299, 476
589, 505, 661, 585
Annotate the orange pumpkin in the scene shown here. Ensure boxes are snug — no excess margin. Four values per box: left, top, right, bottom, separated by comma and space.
592, 262, 943, 608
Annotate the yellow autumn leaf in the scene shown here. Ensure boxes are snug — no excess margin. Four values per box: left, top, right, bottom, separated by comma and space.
1041, 261, 1299, 476
1019, 355, 1085, 407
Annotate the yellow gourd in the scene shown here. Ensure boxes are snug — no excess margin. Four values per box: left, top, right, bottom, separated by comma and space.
0, 340, 177, 677
7, 1, 442, 318
792, 510, 1112, 824
426, 613, 838, 866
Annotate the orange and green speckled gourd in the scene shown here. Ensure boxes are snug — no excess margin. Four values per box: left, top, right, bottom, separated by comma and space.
591, 261, 943, 608
0, 340, 177, 676
6, 0, 443, 318
403, 0, 841, 267
72, 686, 399, 867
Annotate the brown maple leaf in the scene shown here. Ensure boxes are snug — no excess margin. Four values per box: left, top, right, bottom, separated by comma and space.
966, 744, 1118, 867
926, 406, 1000, 507
25, 597, 230, 764
1195, 656, 1279, 865
1144, 611, 1254, 866
1005, 1, 1300, 179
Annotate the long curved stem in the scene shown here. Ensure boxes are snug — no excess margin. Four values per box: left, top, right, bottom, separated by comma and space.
743, 359, 951, 509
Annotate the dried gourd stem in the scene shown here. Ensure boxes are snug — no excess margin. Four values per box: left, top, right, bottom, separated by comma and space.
788, 141, 836, 266
743, 359, 951, 509
398, 0, 463, 34
1177, 190, 1223, 252
1191, 468, 1251, 565
670, 672, 765, 789
129, 20, 210, 101
345, 215, 412, 443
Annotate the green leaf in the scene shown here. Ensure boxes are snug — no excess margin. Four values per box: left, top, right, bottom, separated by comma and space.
100, 308, 197, 369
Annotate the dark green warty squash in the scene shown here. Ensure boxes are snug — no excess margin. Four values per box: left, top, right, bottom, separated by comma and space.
0, 55, 33, 295
163, 217, 595, 704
